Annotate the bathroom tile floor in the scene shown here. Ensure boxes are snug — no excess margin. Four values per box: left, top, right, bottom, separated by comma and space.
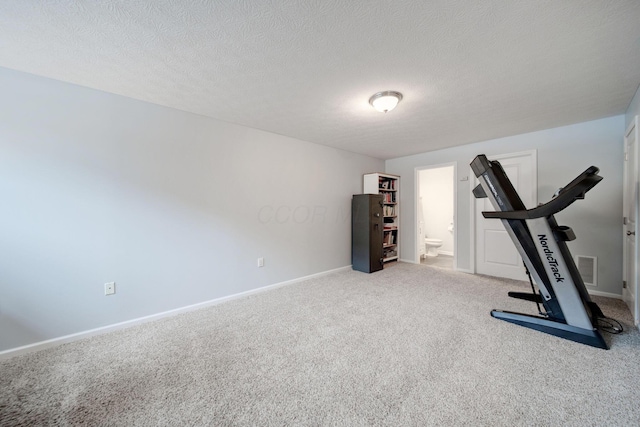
420, 254, 454, 270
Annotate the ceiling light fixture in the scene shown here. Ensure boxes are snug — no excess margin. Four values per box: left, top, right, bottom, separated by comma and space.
369, 91, 403, 113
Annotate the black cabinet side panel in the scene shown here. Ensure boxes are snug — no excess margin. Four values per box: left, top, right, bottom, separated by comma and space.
352, 194, 384, 273
369, 196, 383, 271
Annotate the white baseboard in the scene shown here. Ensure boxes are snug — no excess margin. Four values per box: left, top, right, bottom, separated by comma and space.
438, 250, 454, 256
0, 265, 352, 361
586, 289, 622, 299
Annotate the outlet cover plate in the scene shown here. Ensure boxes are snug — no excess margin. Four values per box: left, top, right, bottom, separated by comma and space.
104, 282, 116, 295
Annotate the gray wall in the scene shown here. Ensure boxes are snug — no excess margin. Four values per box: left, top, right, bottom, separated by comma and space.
0, 68, 383, 351
627, 84, 640, 128
386, 116, 625, 296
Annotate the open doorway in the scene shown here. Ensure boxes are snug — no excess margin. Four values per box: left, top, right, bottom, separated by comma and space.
416, 163, 456, 269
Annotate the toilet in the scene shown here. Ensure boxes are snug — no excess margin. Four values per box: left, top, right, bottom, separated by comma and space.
425, 238, 443, 257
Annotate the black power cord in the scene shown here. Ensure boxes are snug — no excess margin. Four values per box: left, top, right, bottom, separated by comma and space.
597, 316, 624, 334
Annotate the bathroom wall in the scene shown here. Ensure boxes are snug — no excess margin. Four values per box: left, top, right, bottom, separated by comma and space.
419, 166, 454, 254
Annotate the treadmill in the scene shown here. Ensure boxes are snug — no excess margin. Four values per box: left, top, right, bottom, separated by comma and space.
471, 154, 611, 349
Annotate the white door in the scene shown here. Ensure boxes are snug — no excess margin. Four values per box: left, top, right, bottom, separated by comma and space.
623, 116, 639, 326
475, 151, 536, 281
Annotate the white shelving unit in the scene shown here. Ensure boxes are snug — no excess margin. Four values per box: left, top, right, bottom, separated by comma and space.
363, 173, 400, 263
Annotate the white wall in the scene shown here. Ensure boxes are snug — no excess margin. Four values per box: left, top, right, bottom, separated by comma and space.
0, 67, 383, 352
419, 167, 454, 254
387, 116, 625, 296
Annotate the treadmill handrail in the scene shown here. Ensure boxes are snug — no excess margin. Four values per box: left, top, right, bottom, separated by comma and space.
482, 166, 602, 220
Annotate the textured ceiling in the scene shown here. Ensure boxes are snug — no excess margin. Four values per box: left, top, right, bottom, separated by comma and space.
1, 1, 639, 159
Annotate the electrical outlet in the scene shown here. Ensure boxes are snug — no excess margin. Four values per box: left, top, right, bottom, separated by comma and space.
104, 282, 116, 296
257, 257, 264, 268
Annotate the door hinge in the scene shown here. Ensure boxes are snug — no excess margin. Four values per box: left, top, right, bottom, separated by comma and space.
623, 281, 627, 289
624, 216, 628, 225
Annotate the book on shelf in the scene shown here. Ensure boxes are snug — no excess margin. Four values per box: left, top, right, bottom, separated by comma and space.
382, 193, 396, 203
383, 232, 395, 245
383, 248, 398, 258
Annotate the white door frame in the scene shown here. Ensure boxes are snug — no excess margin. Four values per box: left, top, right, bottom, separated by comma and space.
623, 115, 639, 328
414, 162, 458, 268
469, 150, 537, 275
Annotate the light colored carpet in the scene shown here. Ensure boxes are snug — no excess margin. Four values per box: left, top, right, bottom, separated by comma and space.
420, 254, 454, 269
1, 262, 639, 426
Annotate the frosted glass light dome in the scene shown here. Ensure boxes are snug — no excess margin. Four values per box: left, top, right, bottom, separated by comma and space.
369, 91, 403, 113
